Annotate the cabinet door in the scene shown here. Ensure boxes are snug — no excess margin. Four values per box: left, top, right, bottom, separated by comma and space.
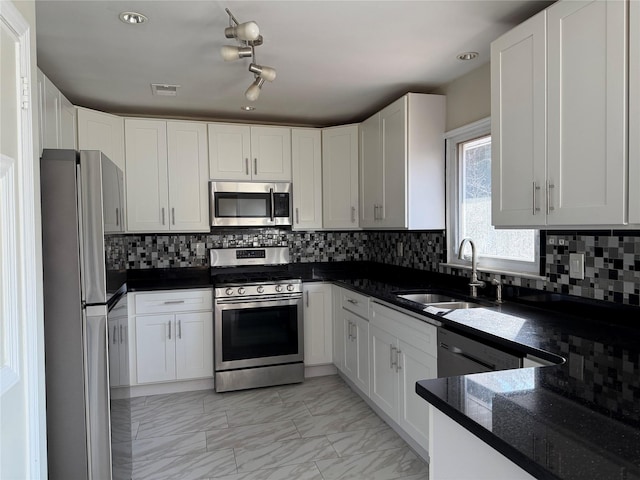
547, 0, 627, 225
369, 325, 397, 420
102, 158, 123, 233
175, 312, 213, 380
43, 75, 60, 149
167, 121, 209, 231
397, 340, 437, 447
77, 107, 125, 172
135, 314, 176, 384
332, 287, 346, 372
491, 11, 547, 227
118, 317, 130, 386
302, 283, 333, 366
125, 119, 169, 232
59, 93, 76, 149
291, 129, 323, 230
379, 97, 407, 229
108, 317, 121, 387
629, 0, 640, 224
353, 314, 370, 396
322, 125, 359, 229
250, 126, 292, 181
208, 123, 251, 180
360, 113, 382, 228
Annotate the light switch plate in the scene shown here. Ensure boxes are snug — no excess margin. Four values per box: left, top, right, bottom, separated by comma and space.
569, 253, 584, 280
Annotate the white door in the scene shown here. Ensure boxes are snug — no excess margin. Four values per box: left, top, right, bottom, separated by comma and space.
167, 121, 209, 232
135, 315, 176, 383
547, 0, 627, 225
291, 129, 322, 230
397, 340, 437, 447
250, 126, 292, 181
0, 2, 46, 477
369, 325, 398, 420
125, 119, 169, 232
175, 312, 213, 380
491, 10, 547, 227
359, 112, 382, 228
302, 283, 333, 366
208, 123, 251, 180
77, 107, 125, 172
380, 96, 407, 228
322, 125, 359, 229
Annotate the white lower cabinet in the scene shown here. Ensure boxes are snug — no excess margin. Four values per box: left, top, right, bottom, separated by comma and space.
303, 283, 333, 366
369, 301, 437, 448
130, 289, 213, 385
108, 297, 129, 387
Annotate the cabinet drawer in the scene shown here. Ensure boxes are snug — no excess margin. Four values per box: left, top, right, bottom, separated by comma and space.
340, 288, 369, 318
370, 301, 437, 357
133, 289, 212, 315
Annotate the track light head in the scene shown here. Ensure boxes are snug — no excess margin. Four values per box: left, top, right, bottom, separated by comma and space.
245, 77, 266, 102
248, 63, 277, 82
224, 21, 260, 41
221, 45, 253, 61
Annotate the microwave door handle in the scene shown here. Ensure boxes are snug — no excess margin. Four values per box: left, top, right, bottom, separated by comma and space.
270, 188, 275, 221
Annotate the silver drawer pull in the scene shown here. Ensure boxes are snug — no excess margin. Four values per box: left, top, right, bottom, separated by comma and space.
164, 300, 185, 305
346, 298, 358, 305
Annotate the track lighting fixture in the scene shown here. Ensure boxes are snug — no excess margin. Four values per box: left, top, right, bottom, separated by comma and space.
221, 8, 276, 102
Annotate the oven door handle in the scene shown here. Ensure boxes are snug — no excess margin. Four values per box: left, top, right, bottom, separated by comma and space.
215, 295, 302, 305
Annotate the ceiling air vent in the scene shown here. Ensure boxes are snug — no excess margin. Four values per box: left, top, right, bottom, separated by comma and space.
150, 84, 180, 96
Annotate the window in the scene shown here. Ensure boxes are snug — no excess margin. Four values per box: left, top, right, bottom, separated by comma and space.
446, 118, 540, 274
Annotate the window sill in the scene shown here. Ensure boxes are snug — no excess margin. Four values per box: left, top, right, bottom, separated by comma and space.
440, 263, 546, 281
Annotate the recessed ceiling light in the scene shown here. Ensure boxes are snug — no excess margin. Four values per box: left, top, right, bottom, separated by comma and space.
241, 106, 256, 111
119, 11, 148, 25
457, 52, 479, 61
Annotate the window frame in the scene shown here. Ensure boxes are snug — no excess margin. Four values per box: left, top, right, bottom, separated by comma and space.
445, 117, 541, 275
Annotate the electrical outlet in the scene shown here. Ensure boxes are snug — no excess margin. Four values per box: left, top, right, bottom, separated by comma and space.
195, 242, 205, 256
548, 237, 556, 245
569, 352, 584, 380
569, 253, 585, 279
558, 238, 566, 246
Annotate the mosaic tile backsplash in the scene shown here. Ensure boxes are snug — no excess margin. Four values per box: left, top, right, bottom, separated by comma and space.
106, 229, 640, 306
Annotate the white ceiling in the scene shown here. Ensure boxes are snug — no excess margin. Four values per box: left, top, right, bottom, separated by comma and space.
35, 0, 552, 127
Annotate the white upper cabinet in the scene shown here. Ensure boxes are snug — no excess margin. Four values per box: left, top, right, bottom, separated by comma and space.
208, 123, 291, 181
492, 0, 629, 227
630, 0, 640, 223
125, 119, 209, 232
291, 129, 323, 230
322, 124, 359, 229
77, 107, 125, 172
37, 68, 76, 153
360, 94, 446, 230
491, 11, 547, 227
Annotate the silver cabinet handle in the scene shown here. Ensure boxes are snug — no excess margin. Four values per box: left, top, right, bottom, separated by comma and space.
347, 321, 353, 341
352, 322, 357, 340
305, 291, 309, 307
112, 326, 117, 344
164, 300, 185, 305
178, 320, 182, 339
395, 349, 402, 371
254, 158, 258, 175
547, 181, 555, 213
116, 207, 119, 226
296, 207, 300, 224
390, 344, 396, 369
119, 325, 123, 344
172, 207, 175, 225
161, 207, 165, 225
346, 298, 358, 305
168, 320, 171, 340
245, 158, 249, 175
351, 206, 356, 223
373, 205, 377, 220
532, 182, 541, 215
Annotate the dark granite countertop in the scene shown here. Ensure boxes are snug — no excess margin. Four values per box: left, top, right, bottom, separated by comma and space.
122, 262, 640, 479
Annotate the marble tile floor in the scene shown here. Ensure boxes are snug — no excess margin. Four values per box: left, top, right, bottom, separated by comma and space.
111, 375, 429, 480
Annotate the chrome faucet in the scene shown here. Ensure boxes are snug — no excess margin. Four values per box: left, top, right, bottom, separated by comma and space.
457, 238, 485, 298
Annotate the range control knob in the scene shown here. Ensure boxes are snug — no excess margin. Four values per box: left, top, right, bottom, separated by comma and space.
238, 287, 246, 295
257, 286, 265, 294
225, 288, 234, 296
275, 285, 284, 293
286, 284, 294, 292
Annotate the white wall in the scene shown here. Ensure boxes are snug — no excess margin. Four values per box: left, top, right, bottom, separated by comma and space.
434, 62, 491, 132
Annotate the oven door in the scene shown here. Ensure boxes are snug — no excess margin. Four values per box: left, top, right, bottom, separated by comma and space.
215, 296, 303, 370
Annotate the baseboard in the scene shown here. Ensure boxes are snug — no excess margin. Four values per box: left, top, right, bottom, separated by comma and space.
110, 378, 216, 399
336, 370, 430, 463
305, 364, 337, 378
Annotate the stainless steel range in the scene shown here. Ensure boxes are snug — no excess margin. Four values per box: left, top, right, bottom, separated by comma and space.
211, 247, 304, 392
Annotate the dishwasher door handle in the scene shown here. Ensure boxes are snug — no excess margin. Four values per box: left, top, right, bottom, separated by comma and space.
440, 342, 496, 371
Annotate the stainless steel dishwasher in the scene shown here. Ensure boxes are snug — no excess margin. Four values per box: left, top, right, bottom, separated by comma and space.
438, 328, 522, 377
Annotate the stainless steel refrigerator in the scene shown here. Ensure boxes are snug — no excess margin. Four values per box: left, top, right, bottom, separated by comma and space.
40, 149, 129, 480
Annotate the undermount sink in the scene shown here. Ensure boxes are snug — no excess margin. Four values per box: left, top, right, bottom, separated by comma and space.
396, 290, 484, 310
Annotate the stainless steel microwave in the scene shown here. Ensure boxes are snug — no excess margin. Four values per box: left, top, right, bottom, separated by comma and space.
209, 181, 292, 227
